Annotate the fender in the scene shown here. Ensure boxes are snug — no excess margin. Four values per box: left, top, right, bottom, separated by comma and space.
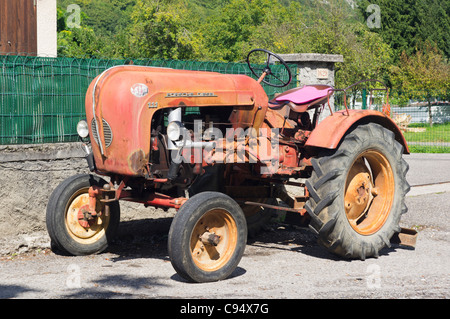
305, 109, 410, 154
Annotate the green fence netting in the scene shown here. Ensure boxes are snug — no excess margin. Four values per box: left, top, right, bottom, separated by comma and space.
2, 54, 447, 152
0, 55, 298, 145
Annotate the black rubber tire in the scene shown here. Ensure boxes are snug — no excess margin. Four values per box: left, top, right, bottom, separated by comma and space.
168, 192, 247, 283
305, 123, 410, 260
46, 174, 120, 256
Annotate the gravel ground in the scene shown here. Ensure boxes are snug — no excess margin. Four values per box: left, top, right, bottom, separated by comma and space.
0, 191, 448, 300
0, 153, 449, 302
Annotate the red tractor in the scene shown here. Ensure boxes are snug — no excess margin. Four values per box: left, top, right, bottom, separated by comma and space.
46, 49, 411, 283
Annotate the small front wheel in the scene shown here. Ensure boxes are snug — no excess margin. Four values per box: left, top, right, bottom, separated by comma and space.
168, 192, 247, 283
46, 174, 120, 256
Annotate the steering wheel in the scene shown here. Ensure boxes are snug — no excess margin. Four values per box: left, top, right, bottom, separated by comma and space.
246, 48, 292, 88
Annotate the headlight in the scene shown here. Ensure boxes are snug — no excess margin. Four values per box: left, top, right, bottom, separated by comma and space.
77, 120, 89, 138
167, 121, 182, 141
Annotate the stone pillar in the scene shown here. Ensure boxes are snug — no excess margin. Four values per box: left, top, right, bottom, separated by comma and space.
277, 53, 344, 119
277, 53, 344, 87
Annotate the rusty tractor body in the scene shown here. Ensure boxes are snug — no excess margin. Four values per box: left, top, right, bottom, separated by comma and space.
46, 49, 413, 283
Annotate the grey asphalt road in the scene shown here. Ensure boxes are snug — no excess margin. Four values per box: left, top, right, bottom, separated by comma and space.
0, 154, 449, 301
405, 153, 450, 186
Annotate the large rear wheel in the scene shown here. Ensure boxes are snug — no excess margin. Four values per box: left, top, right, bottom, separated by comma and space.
305, 123, 410, 260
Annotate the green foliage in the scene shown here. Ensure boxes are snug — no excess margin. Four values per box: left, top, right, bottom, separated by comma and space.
301, 0, 393, 87
56, 4, 104, 57
57, 0, 136, 57
389, 42, 450, 126
357, 0, 450, 60
245, 1, 306, 55
390, 43, 450, 95
58, 0, 136, 35
55, 0, 449, 93
202, 0, 299, 61
128, 0, 201, 59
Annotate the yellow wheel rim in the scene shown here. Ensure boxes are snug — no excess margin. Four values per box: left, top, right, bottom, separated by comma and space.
190, 209, 238, 272
344, 150, 395, 235
65, 188, 110, 245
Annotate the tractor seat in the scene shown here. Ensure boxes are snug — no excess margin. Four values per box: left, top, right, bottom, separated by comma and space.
269, 85, 333, 113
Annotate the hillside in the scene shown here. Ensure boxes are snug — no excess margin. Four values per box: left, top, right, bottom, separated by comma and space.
56, 0, 449, 90
57, 0, 359, 36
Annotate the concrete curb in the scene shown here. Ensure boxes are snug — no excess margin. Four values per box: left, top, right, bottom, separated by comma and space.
408, 182, 450, 197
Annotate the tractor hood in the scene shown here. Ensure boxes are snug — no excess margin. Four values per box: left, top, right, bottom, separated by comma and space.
85, 65, 268, 176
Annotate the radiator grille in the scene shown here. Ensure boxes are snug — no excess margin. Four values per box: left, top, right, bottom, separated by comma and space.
91, 118, 113, 148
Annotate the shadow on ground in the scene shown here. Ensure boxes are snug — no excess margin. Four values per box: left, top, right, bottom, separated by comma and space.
51, 215, 408, 267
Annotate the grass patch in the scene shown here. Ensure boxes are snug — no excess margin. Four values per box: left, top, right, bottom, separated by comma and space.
403, 123, 450, 143
408, 145, 450, 153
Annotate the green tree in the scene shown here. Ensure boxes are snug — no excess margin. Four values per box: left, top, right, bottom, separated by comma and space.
304, 0, 393, 88
201, 0, 290, 62
58, 0, 136, 36
57, 0, 137, 58
390, 42, 450, 126
247, 1, 307, 54
358, 0, 450, 59
129, 0, 204, 60
415, 0, 450, 59
57, 5, 105, 57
